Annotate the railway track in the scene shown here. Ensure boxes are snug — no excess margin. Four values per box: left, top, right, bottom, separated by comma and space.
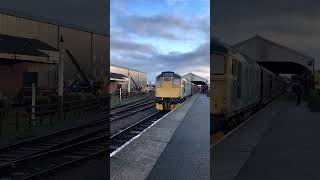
0, 112, 165, 179
0, 134, 108, 179
0, 98, 155, 178
110, 111, 166, 155
111, 94, 154, 111
110, 100, 155, 121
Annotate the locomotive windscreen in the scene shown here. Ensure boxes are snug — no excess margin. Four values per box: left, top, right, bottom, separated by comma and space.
162, 72, 174, 77
172, 78, 181, 85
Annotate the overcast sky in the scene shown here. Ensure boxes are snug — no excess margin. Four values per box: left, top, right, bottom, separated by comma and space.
212, 0, 320, 70
1, 0, 108, 34
111, 0, 210, 83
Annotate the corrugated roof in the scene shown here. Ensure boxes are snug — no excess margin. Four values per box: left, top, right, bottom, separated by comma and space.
110, 72, 128, 80
0, 33, 58, 57
110, 64, 146, 74
233, 35, 313, 61
183, 73, 208, 83
0, 8, 108, 36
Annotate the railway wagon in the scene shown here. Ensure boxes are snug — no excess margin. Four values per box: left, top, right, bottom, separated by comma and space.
191, 82, 198, 94
211, 38, 286, 138
155, 71, 195, 111
261, 67, 274, 104
261, 67, 287, 102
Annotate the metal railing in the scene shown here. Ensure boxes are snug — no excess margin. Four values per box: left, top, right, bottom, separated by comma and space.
0, 96, 109, 137
110, 90, 153, 107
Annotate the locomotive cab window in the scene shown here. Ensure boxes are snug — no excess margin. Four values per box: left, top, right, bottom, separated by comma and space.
162, 72, 174, 77
172, 78, 181, 85
212, 53, 226, 75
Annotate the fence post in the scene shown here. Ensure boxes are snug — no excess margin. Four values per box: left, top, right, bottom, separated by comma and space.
32, 83, 36, 121
119, 88, 122, 102
27, 108, 32, 129
128, 78, 131, 100
16, 111, 19, 132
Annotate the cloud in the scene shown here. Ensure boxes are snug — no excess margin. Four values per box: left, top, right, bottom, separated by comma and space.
111, 38, 210, 82
112, 12, 208, 41
111, 0, 210, 82
166, 0, 187, 6
111, 38, 157, 55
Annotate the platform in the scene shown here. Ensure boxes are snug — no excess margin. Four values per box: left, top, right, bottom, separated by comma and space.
147, 94, 209, 179
211, 95, 320, 180
110, 94, 209, 180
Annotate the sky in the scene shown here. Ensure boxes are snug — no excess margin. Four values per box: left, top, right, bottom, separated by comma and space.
212, 0, 320, 70
111, 0, 210, 83
0, 0, 108, 34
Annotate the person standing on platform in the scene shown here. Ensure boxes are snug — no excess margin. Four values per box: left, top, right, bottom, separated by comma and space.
293, 82, 302, 105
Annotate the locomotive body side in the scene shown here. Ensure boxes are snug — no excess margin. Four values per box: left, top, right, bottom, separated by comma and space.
211, 39, 261, 136
211, 38, 287, 143
181, 77, 192, 99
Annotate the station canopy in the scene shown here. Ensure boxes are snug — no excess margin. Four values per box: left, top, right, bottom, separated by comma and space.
0, 34, 59, 64
233, 35, 314, 75
182, 73, 208, 86
110, 72, 128, 82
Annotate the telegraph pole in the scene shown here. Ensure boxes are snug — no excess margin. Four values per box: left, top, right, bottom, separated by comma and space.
58, 36, 64, 121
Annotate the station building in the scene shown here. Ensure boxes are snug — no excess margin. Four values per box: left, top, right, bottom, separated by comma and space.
0, 8, 109, 98
110, 72, 128, 93
110, 65, 147, 93
234, 35, 314, 90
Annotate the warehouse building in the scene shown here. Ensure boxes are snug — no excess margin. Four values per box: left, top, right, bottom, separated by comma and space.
110, 65, 147, 92
0, 8, 109, 97
110, 72, 128, 93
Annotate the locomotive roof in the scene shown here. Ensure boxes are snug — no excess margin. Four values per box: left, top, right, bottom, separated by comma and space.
157, 71, 181, 78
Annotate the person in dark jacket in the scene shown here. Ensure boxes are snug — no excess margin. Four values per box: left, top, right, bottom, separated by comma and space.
292, 82, 302, 105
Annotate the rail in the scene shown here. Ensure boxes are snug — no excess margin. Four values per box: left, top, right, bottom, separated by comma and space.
110, 111, 166, 155
0, 101, 161, 179
111, 91, 153, 107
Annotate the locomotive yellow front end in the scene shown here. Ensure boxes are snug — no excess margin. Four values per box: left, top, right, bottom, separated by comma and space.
155, 72, 182, 111
211, 39, 234, 144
